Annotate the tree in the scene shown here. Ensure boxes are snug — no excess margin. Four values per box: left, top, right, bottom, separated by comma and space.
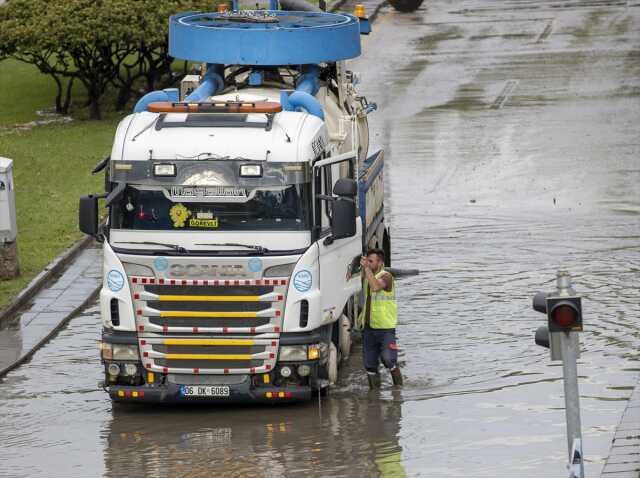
0, 0, 216, 119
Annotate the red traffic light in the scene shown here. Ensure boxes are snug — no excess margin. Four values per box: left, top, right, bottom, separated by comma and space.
551, 305, 578, 327
547, 297, 582, 332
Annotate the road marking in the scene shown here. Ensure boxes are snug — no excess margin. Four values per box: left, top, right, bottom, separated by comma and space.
536, 20, 554, 43
491, 80, 519, 109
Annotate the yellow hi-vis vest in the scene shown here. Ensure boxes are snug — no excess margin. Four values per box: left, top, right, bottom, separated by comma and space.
359, 268, 397, 329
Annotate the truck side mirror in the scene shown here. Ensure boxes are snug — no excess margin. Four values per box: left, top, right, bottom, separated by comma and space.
79, 195, 99, 237
332, 197, 356, 239
333, 178, 357, 197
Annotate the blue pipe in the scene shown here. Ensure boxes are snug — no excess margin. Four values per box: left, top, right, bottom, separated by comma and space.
280, 64, 324, 120
295, 65, 321, 96
280, 90, 324, 120
184, 64, 225, 102
133, 88, 179, 113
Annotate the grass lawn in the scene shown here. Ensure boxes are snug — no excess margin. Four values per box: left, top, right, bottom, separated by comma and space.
0, 59, 121, 309
0, 59, 72, 126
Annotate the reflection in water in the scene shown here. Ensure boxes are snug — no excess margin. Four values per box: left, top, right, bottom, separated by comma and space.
104, 391, 405, 478
0, 305, 406, 478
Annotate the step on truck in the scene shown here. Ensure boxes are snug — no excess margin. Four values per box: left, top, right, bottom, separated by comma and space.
79, 2, 390, 404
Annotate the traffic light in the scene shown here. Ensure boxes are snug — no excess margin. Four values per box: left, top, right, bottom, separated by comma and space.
547, 296, 582, 332
532, 292, 582, 333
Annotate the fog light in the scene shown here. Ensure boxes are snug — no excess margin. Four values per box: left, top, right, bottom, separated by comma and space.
280, 366, 292, 378
107, 363, 121, 376
123, 363, 138, 376
297, 364, 311, 377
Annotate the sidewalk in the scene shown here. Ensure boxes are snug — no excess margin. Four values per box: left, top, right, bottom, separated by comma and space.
601, 380, 640, 477
0, 245, 101, 377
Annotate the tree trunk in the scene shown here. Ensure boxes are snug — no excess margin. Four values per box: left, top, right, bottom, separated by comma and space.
51, 74, 64, 114
61, 77, 74, 115
115, 84, 132, 111
88, 89, 102, 120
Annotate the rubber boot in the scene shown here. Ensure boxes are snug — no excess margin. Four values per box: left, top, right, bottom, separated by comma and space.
367, 372, 381, 389
390, 367, 403, 387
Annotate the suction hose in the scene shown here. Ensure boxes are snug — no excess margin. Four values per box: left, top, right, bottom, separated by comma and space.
279, 0, 322, 12
133, 64, 224, 112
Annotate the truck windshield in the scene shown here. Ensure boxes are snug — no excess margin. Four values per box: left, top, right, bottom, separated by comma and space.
110, 185, 311, 231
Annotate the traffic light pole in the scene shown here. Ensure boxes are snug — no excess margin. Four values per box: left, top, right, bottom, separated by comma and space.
533, 271, 585, 478
560, 332, 584, 478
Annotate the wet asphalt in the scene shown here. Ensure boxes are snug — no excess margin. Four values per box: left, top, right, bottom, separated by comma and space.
0, 1, 639, 477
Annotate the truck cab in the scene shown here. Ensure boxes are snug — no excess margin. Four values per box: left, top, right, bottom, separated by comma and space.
80, 8, 388, 403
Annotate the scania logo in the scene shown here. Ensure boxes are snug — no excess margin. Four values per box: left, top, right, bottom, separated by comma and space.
169, 264, 246, 278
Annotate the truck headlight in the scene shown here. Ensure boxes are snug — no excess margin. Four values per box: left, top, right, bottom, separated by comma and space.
113, 344, 139, 360
278, 345, 307, 361
103, 344, 139, 361
100, 342, 113, 360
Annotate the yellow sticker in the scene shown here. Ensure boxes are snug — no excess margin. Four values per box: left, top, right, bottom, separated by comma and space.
169, 203, 191, 228
188, 218, 219, 228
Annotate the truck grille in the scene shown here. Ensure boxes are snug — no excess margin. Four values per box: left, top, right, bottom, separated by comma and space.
130, 276, 287, 335
129, 276, 287, 375
139, 337, 278, 375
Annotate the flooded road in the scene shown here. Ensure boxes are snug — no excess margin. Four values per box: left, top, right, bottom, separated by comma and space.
1, 0, 639, 477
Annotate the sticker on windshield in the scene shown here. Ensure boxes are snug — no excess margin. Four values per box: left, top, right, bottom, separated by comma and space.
107, 270, 125, 292
248, 258, 263, 273
293, 270, 312, 292
169, 203, 191, 228
188, 218, 218, 228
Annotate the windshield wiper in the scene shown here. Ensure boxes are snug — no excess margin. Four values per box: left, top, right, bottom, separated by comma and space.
114, 241, 188, 253
194, 242, 269, 254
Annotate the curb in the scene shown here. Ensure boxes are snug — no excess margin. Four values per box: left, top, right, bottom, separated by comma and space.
328, 0, 349, 11
0, 285, 100, 378
0, 235, 94, 325
368, 0, 388, 22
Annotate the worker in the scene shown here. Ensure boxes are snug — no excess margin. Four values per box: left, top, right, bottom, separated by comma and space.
359, 248, 403, 389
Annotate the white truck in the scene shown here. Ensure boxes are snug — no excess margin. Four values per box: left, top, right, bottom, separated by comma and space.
79, 6, 390, 403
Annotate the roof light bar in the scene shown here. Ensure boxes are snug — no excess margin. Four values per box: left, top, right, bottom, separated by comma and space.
153, 163, 176, 177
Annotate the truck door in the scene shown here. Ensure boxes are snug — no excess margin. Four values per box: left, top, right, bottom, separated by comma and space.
314, 155, 362, 326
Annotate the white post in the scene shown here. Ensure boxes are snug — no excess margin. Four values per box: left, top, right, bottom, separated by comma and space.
0, 157, 19, 280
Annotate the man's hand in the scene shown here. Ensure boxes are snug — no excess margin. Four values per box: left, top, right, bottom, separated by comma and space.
360, 256, 369, 270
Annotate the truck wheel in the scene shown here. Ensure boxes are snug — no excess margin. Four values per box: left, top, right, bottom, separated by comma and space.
388, 0, 424, 12
328, 342, 338, 385
339, 314, 352, 359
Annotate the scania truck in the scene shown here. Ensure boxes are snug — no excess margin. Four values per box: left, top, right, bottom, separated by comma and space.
79, 4, 389, 403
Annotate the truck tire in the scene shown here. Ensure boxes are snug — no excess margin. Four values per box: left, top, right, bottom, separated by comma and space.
383, 229, 391, 267
328, 342, 338, 385
339, 314, 352, 359
388, 0, 424, 12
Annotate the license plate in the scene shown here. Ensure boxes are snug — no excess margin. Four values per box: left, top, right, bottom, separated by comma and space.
180, 385, 230, 397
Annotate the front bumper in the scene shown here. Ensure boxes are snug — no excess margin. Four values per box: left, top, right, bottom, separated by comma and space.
108, 382, 312, 404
